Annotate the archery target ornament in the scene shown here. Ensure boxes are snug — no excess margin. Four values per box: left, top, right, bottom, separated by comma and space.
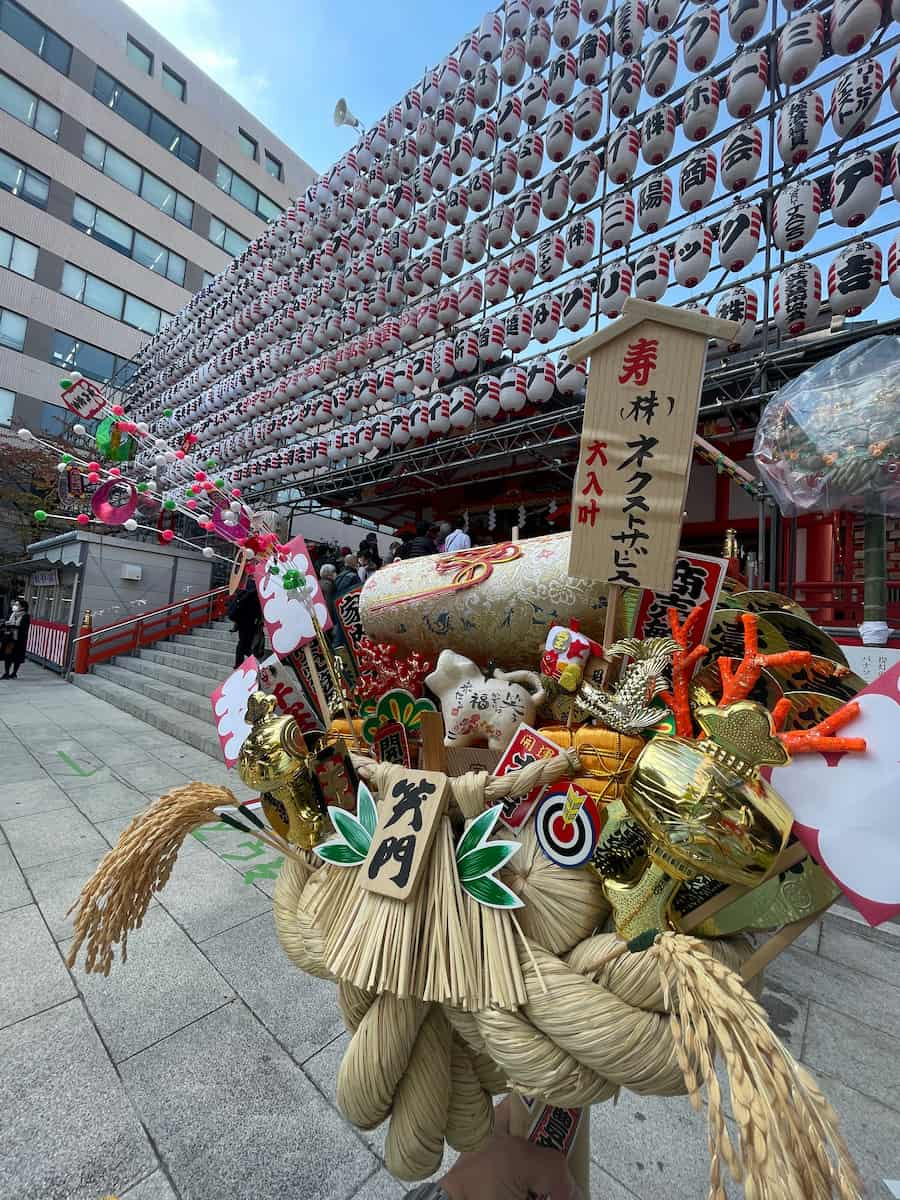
772, 179, 821, 251
774, 260, 822, 335
777, 91, 825, 165
535, 782, 602, 867
828, 242, 882, 316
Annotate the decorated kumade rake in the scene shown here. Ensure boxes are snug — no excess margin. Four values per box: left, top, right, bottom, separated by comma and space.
63, 310, 898, 1200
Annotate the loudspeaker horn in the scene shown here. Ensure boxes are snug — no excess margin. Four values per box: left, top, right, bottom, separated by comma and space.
333, 98, 361, 129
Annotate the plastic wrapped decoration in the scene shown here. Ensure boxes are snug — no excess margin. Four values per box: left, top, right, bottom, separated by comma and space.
754, 334, 900, 516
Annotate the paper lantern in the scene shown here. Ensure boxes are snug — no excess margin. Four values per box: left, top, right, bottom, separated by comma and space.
716, 286, 758, 348
633, 246, 669, 300
431, 147, 452, 191
526, 16, 553, 67
514, 190, 542, 238
728, 0, 767, 41
449, 384, 476, 429
416, 116, 437, 158
561, 281, 593, 330
552, 0, 580, 47
565, 216, 596, 266
641, 103, 677, 164
502, 36, 527, 85
522, 76, 550, 127
403, 91, 422, 133
830, 0, 881, 55
447, 184, 469, 225
602, 193, 635, 248
485, 261, 511, 302
463, 223, 488, 267
888, 234, 900, 297
390, 405, 412, 446
326, 428, 346, 462
774, 260, 821, 335
369, 120, 388, 158
679, 151, 717, 213
542, 169, 571, 219
538, 231, 567, 280
458, 34, 482, 80
556, 352, 587, 393
474, 372, 501, 419
488, 205, 515, 248
828, 241, 881, 316
610, 61, 643, 117
532, 294, 562, 341
549, 51, 578, 103
467, 169, 492, 215
648, 0, 679, 30
505, 0, 531, 39
413, 346, 436, 387
772, 178, 821, 251
606, 126, 640, 183
777, 12, 825, 85
683, 4, 719, 71
385, 271, 405, 306
892, 49, 900, 112
831, 60, 883, 139
526, 357, 557, 403
830, 149, 883, 227
435, 103, 456, 147
410, 397, 431, 439
719, 202, 761, 269
421, 245, 443, 288
494, 149, 519, 194
614, 0, 646, 55
682, 76, 719, 140
637, 173, 672, 233
474, 62, 499, 106
674, 224, 713, 286
720, 123, 763, 191
437, 287, 461, 327
383, 146, 403, 187
726, 49, 768, 118
506, 304, 533, 351
892, 142, 900, 201
510, 245, 538, 294
573, 86, 605, 139
450, 132, 474, 177
479, 10, 503, 60
479, 317, 507, 362
497, 94, 523, 144
500, 364, 529, 411
442, 236, 465, 278
578, 31, 608, 83
414, 162, 434, 206
434, 336, 458, 382
571, 150, 601, 203
517, 131, 545, 180
417, 300, 439, 337
454, 330, 480, 374
583, 0, 607, 19
440, 56, 461, 100
472, 114, 497, 159
547, 112, 575, 162
645, 36, 678, 97
777, 90, 825, 164
456, 83, 477, 128
367, 163, 387, 201
393, 183, 414, 223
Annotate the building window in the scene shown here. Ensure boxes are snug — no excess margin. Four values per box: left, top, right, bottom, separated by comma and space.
0, 150, 49, 208
0, 228, 38, 278
202, 271, 215, 288
92, 68, 200, 169
264, 151, 283, 182
0, 307, 26, 351
238, 129, 257, 161
40, 401, 99, 439
0, 386, 13, 425
0, 0, 71, 74
72, 195, 187, 286
209, 215, 249, 258
215, 161, 281, 223
0, 71, 60, 140
82, 132, 194, 227
126, 35, 153, 75
50, 330, 135, 386
60, 262, 167, 333
161, 65, 185, 101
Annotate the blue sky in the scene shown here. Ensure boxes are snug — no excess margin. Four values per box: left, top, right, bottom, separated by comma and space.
122, 0, 492, 174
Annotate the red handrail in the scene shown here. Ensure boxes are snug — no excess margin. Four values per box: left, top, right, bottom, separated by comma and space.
790, 579, 900, 629
73, 586, 230, 674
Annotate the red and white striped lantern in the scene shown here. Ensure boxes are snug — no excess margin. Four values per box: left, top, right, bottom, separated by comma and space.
679, 151, 717, 212
410, 399, 430, 440
421, 245, 443, 288
674, 225, 713, 287
450, 132, 474, 177
642, 104, 677, 164
606, 125, 640, 183
472, 114, 497, 159
830, 149, 883, 227
475, 373, 501, 418
772, 179, 821, 251
442, 236, 465, 278
510, 245, 538, 294
371, 416, 392, 451
573, 87, 605, 138
439, 58, 461, 102
479, 11, 503, 60
454, 330, 480, 374
428, 392, 451, 436
502, 37, 527, 85
474, 62, 499, 106
774, 260, 821, 335
458, 276, 483, 321
494, 149, 519, 195
777, 12, 824, 85
390, 406, 411, 446
571, 150, 601, 203
718, 203, 761, 270
828, 241, 882, 316
517, 132, 544, 181
553, 0, 581, 46
526, 357, 557, 403
633, 246, 669, 301
648, 0, 679, 29
416, 116, 437, 157
538, 230, 567, 280
479, 317, 507, 362
682, 76, 720, 140
830, 0, 881, 56
614, 0, 647, 56
891, 49, 900, 112
485, 261, 511, 302
376, 367, 396, 402
417, 299, 439, 336
831, 60, 883, 139
513, 190, 541, 239
610, 61, 643, 117
637, 173, 673, 233
726, 49, 768, 118
566, 216, 596, 267
776, 90, 825, 164
488, 205, 515, 248
412, 346, 435, 387
549, 50, 578, 103
546, 111, 575, 162
468, 168, 493, 213
579, 31, 608, 83
522, 76, 550, 126
497, 94, 523, 143
449, 385, 476, 429
455, 83, 477, 127
715, 286, 758, 349
433, 337, 458, 382
720, 123, 762, 191
583, 0, 607, 20
561, 281, 593, 330
729, 0, 767, 43
542, 169, 571, 219
463, 222, 488, 266
414, 163, 433, 205
645, 36, 678, 97
526, 16, 553, 67
533, 294, 563, 341
602, 194, 635, 248
505, 0, 531, 39
888, 234, 900, 298
435, 103, 456, 147
437, 287, 461, 327
892, 141, 900, 202
500, 364, 529, 412
447, 184, 469, 225
506, 304, 533, 351
683, 6, 720, 71
431, 147, 452, 191
556, 352, 588, 394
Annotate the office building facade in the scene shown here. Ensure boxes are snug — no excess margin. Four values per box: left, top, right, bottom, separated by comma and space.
0, 0, 315, 437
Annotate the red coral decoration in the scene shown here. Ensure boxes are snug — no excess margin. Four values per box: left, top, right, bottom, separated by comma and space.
717, 612, 811, 706
660, 605, 708, 738
354, 637, 433, 701
777, 700, 867, 755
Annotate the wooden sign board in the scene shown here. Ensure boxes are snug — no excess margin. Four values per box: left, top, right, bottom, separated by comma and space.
359, 765, 449, 900
567, 301, 737, 591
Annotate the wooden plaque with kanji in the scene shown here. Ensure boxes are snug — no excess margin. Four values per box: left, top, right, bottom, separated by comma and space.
359, 766, 449, 900
566, 300, 737, 591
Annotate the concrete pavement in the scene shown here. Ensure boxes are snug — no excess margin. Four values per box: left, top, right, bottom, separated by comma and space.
1, 663, 898, 1199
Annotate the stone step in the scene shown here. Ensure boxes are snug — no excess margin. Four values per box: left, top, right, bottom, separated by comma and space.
93, 663, 216, 726
71, 673, 222, 758
121, 652, 222, 698
184, 626, 236, 646
138, 646, 225, 685
167, 637, 235, 667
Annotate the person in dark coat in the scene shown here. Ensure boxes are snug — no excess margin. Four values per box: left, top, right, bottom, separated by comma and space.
406, 520, 438, 558
229, 578, 263, 668
1, 597, 30, 679
358, 531, 381, 568
329, 555, 362, 648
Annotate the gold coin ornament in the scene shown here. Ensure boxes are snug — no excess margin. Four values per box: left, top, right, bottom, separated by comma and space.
779, 690, 845, 731
705, 608, 789, 662
731, 590, 814, 621
757, 610, 849, 666
763, 654, 865, 701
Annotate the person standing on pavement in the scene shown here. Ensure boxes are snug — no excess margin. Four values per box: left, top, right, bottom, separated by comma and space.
406, 521, 438, 558
318, 562, 336, 605
1, 597, 29, 679
443, 517, 471, 554
229, 577, 264, 669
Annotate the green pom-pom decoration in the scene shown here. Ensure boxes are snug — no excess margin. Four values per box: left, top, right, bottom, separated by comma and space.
214, 478, 224, 487
281, 568, 302, 590
60, 454, 72, 465
59, 377, 72, 390
137, 482, 149, 492
205, 459, 217, 469
34, 509, 47, 522
163, 408, 173, 417
269, 563, 280, 576
164, 499, 177, 510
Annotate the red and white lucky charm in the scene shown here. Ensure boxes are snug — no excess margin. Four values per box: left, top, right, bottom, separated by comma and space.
541, 621, 602, 691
